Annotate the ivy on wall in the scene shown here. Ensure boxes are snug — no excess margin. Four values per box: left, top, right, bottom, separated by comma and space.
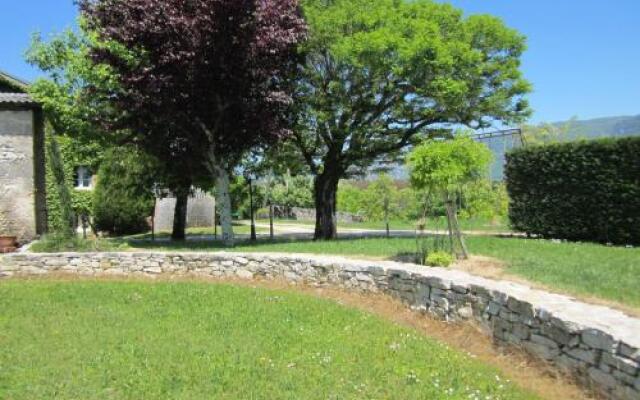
45, 131, 105, 232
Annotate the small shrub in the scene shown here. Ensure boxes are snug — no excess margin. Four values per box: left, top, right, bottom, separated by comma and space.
425, 251, 454, 267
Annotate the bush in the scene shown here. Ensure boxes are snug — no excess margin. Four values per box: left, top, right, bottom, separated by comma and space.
426, 251, 454, 267
506, 137, 640, 245
93, 148, 156, 235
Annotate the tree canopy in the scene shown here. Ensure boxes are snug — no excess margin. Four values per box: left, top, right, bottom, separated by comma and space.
408, 135, 493, 193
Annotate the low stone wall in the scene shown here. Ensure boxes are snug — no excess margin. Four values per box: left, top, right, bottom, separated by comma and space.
263, 206, 364, 223
1, 252, 639, 400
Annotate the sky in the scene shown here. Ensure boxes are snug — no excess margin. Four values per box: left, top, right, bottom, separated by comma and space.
0, 0, 639, 123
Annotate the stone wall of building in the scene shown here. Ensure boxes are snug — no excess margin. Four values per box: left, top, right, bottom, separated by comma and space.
0, 108, 46, 242
153, 190, 215, 232
1, 251, 639, 399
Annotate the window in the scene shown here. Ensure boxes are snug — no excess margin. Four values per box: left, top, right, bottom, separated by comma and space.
74, 166, 93, 189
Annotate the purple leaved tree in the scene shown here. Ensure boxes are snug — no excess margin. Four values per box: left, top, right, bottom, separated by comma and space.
80, 0, 306, 244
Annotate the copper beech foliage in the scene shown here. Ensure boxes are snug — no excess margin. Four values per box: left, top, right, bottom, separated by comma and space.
80, 0, 307, 167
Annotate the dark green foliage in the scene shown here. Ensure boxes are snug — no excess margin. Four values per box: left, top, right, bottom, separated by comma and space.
45, 133, 103, 234
506, 137, 640, 245
93, 148, 156, 235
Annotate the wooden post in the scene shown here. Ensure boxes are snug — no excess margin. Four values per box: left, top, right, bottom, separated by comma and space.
269, 202, 274, 240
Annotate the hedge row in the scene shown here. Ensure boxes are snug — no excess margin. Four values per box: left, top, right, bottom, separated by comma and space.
505, 137, 640, 245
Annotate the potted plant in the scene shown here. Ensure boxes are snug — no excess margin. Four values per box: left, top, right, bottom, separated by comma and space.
0, 210, 17, 252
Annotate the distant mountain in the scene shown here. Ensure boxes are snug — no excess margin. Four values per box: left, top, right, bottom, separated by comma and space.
369, 115, 640, 182
558, 114, 640, 140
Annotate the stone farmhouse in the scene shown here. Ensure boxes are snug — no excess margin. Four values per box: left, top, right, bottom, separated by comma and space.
0, 70, 215, 242
0, 71, 47, 243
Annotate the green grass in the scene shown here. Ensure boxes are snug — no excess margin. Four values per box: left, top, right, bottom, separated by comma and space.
466, 236, 640, 309
0, 281, 537, 400
27, 234, 640, 309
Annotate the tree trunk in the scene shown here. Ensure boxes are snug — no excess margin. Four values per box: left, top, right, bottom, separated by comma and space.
314, 173, 339, 240
215, 166, 234, 246
172, 190, 188, 241
384, 196, 390, 238
444, 193, 469, 260
450, 199, 469, 259
269, 202, 274, 240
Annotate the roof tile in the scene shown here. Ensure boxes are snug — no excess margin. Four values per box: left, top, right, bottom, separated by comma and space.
0, 93, 37, 105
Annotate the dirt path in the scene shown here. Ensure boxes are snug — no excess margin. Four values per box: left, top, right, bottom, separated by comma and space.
242, 221, 518, 237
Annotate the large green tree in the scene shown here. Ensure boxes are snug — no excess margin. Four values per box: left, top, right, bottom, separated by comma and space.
292, 0, 531, 239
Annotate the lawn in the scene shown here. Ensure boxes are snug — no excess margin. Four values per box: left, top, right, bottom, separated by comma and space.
0, 281, 537, 400
27, 235, 640, 310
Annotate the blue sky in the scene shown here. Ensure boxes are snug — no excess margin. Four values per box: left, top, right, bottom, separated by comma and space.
1, 0, 638, 123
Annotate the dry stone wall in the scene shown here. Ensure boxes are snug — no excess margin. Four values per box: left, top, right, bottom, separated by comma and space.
1, 251, 639, 400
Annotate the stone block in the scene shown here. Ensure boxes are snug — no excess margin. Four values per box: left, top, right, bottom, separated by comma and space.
236, 270, 253, 280
512, 323, 531, 340
388, 269, 410, 280
531, 334, 559, 349
499, 309, 521, 322
524, 341, 560, 361
486, 301, 501, 316
602, 352, 639, 376
431, 296, 449, 311
451, 284, 468, 294
414, 284, 430, 305
492, 318, 512, 334
582, 329, 618, 352
588, 367, 618, 390
469, 284, 490, 298
557, 354, 587, 372
612, 385, 640, 400
619, 344, 640, 362
426, 277, 451, 290
430, 288, 448, 299
234, 257, 249, 265
541, 323, 573, 346
566, 348, 599, 365
355, 273, 373, 283
506, 297, 534, 317
456, 306, 473, 320
612, 369, 637, 386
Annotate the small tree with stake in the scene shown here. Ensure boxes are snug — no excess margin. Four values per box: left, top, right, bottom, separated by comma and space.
408, 134, 493, 259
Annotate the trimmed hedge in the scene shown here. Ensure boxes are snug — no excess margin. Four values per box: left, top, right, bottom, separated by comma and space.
506, 137, 640, 245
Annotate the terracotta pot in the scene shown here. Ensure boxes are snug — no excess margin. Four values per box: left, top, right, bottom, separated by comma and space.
0, 235, 17, 249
